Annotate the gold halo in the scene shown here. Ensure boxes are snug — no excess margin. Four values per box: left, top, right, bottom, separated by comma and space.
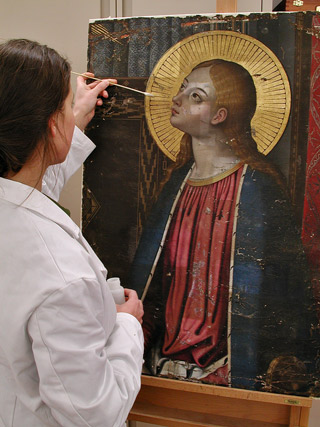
145, 31, 291, 162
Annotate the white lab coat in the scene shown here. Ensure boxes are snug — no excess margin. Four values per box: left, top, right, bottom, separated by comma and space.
0, 127, 144, 427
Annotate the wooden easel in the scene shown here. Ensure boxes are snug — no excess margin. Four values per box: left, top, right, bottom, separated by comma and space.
128, 376, 312, 427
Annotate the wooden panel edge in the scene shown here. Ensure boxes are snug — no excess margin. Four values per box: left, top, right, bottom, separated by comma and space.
141, 375, 313, 407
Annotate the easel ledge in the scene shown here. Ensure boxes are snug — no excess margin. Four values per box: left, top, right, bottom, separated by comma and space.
128, 375, 313, 427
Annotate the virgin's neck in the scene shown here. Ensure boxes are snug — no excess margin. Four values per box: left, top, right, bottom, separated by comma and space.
191, 135, 240, 180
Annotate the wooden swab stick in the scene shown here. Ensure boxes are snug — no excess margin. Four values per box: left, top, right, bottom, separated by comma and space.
71, 71, 154, 97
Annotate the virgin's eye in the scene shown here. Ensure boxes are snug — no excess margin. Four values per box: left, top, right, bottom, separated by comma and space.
190, 92, 202, 102
179, 83, 186, 92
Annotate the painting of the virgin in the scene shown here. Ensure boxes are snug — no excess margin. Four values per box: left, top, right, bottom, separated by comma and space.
84, 14, 320, 396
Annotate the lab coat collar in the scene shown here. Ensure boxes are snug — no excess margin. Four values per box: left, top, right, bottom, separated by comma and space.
0, 177, 80, 239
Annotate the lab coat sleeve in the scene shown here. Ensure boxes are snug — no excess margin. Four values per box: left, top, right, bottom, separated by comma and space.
42, 126, 96, 201
28, 278, 144, 427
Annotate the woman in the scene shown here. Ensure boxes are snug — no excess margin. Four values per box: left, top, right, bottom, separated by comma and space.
131, 59, 316, 393
0, 39, 144, 426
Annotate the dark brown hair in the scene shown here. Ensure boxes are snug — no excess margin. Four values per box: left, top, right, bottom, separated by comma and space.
0, 39, 71, 177
167, 59, 286, 191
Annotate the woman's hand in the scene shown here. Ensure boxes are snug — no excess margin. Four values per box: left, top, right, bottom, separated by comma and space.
116, 289, 144, 324
73, 72, 117, 131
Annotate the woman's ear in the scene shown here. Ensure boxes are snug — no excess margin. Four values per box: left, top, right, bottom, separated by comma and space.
211, 107, 227, 125
48, 116, 57, 137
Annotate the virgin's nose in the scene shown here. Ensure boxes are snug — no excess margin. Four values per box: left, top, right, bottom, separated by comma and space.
172, 93, 182, 105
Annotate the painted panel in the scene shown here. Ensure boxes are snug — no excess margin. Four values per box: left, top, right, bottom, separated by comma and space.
84, 12, 320, 396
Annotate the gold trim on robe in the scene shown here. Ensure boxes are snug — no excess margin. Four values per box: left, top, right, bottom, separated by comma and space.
187, 163, 244, 187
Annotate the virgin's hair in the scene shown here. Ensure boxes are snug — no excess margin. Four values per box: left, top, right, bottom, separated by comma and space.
0, 39, 71, 177
163, 59, 287, 193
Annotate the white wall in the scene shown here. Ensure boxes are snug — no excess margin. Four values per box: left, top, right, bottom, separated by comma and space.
101, 0, 283, 18
123, 0, 217, 16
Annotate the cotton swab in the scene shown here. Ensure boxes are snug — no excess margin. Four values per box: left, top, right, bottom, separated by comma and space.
71, 71, 154, 97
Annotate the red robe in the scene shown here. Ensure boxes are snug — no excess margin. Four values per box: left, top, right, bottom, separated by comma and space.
162, 166, 243, 375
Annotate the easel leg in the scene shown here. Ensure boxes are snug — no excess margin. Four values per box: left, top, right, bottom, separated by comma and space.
289, 406, 300, 427
299, 407, 310, 427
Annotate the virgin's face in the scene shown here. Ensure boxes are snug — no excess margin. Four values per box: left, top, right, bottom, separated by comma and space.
170, 67, 217, 138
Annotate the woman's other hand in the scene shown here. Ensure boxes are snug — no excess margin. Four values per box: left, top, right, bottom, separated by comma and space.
73, 72, 117, 131
116, 289, 144, 324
